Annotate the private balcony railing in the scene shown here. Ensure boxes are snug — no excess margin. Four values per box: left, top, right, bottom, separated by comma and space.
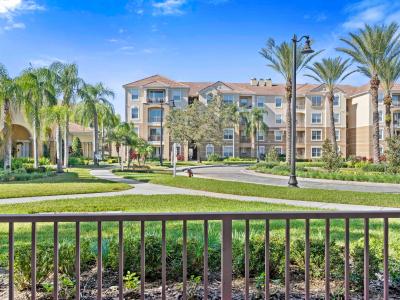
296, 137, 305, 144
296, 104, 305, 110
1, 211, 398, 299
148, 116, 162, 123
240, 137, 251, 143
148, 135, 161, 141
147, 98, 165, 104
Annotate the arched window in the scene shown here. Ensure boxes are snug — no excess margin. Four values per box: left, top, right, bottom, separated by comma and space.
206, 144, 214, 157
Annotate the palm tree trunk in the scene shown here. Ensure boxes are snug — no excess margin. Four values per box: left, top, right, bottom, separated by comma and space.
33, 118, 39, 169
93, 110, 99, 166
101, 124, 105, 161
56, 124, 63, 173
328, 93, 338, 154
285, 81, 292, 164
256, 122, 260, 162
3, 99, 12, 171
64, 115, 69, 168
384, 93, 392, 139
370, 75, 381, 163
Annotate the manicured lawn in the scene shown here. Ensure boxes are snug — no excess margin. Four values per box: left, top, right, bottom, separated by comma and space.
0, 168, 130, 199
116, 171, 400, 208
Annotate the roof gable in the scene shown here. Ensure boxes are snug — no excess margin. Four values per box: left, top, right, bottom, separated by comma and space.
198, 81, 234, 93
123, 75, 188, 88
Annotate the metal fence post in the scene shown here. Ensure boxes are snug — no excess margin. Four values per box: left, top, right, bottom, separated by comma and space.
221, 218, 232, 300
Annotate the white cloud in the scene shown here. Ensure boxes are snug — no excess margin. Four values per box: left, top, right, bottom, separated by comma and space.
152, 0, 186, 16
119, 46, 135, 51
30, 56, 65, 67
0, 0, 44, 31
342, 0, 400, 29
4, 21, 25, 30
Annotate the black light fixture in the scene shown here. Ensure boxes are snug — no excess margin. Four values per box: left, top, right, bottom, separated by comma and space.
288, 34, 315, 188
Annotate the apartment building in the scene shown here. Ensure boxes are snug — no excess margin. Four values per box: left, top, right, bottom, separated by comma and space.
123, 74, 397, 161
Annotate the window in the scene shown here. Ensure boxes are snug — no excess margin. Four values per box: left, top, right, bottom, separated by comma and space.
131, 89, 139, 101
259, 146, 266, 155
222, 146, 233, 158
206, 144, 214, 157
206, 93, 213, 104
131, 107, 139, 119
172, 89, 182, 102
275, 114, 283, 124
378, 92, 384, 104
275, 146, 283, 155
223, 128, 234, 140
379, 110, 383, 122
148, 90, 165, 102
379, 129, 384, 140
149, 128, 161, 141
148, 109, 162, 122
334, 113, 340, 124
223, 94, 234, 105
175, 144, 182, 155
335, 129, 340, 141
311, 130, 322, 141
311, 95, 322, 107
311, 113, 322, 124
333, 95, 340, 106
257, 130, 264, 141
256, 96, 266, 108
380, 146, 384, 155
240, 98, 249, 107
311, 147, 322, 158
275, 97, 283, 108
274, 131, 283, 141
393, 95, 400, 106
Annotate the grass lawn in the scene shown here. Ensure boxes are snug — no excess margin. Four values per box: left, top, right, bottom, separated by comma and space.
115, 171, 400, 208
0, 168, 130, 199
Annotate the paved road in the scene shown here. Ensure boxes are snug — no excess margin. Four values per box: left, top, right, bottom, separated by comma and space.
0, 169, 397, 211
190, 165, 400, 193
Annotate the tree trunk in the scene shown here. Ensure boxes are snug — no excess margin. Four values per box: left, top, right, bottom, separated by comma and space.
3, 99, 12, 171
64, 115, 69, 168
256, 122, 260, 162
56, 125, 63, 173
370, 75, 381, 163
285, 80, 292, 164
93, 110, 99, 166
101, 124, 105, 161
197, 145, 201, 163
384, 93, 392, 140
327, 92, 338, 154
33, 118, 39, 169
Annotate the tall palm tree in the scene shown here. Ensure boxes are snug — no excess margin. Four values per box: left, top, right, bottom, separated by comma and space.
17, 67, 57, 168
337, 22, 400, 162
97, 102, 116, 160
50, 62, 81, 168
41, 104, 68, 173
305, 57, 355, 153
0, 64, 21, 170
75, 83, 114, 166
379, 57, 400, 139
241, 108, 268, 161
260, 38, 321, 164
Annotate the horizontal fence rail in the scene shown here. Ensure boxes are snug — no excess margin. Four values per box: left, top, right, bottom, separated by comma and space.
2, 210, 399, 299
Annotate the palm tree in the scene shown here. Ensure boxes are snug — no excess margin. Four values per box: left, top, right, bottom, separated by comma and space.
337, 22, 400, 163
241, 108, 268, 162
260, 38, 321, 164
379, 57, 400, 139
17, 67, 57, 168
75, 83, 114, 166
50, 62, 81, 168
97, 102, 117, 160
0, 64, 21, 170
41, 104, 68, 173
136, 139, 153, 166
305, 57, 355, 153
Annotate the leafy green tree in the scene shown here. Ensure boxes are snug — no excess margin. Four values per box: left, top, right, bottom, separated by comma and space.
321, 139, 342, 172
17, 67, 57, 168
75, 83, 114, 166
136, 139, 153, 166
266, 147, 279, 162
260, 38, 321, 164
385, 136, 400, 173
305, 57, 355, 153
379, 57, 400, 139
0, 64, 21, 170
338, 22, 400, 163
41, 105, 68, 173
50, 62, 82, 167
71, 136, 82, 157
241, 108, 268, 162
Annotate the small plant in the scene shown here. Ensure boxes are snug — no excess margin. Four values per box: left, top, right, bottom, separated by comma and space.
123, 271, 140, 290
41, 282, 53, 294
321, 139, 342, 171
207, 153, 221, 162
386, 136, 400, 173
266, 147, 279, 162
187, 275, 202, 299
59, 274, 76, 299
71, 137, 83, 157
254, 272, 266, 298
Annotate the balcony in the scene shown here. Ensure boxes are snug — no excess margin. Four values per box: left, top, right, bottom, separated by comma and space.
296, 136, 305, 144
148, 116, 162, 123
147, 98, 166, 104
240, 137, 251, 143
148, 135, 161, 142
296, 103, 305, 110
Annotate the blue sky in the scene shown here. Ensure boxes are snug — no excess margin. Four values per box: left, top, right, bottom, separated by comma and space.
1, 0, 400, 116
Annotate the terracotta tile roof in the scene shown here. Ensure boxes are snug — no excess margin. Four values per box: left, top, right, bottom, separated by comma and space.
69, 123, 92, 133
123, 75, 189, 88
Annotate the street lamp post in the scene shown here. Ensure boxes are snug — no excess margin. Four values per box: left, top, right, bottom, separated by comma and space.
288, 34, 314, 188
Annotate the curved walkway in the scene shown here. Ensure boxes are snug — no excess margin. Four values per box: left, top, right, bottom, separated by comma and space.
190, 165, 400, 193
0, 168, 397, 212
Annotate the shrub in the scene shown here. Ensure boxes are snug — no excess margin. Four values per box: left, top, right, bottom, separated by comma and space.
39, 157, 51, 166
71, 137, 83, 157
266, 147, 279, 162
361, 163, 386, 172
321, 139, 342, 171
386, 136, 400, 173
68, 156, 84, 166
207, 153, 222, 162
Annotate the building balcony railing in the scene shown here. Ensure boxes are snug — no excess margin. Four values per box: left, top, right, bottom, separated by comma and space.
0, 211, 397, 299
296, 137, 305, 144
148, 117, 162, 123
240, 137, 251, 143
296, 104, 305, 110
147, 98, 166, 104
148, 135, 161, 141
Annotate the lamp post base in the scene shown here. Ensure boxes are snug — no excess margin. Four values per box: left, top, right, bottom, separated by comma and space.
288, 175, 299, 188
